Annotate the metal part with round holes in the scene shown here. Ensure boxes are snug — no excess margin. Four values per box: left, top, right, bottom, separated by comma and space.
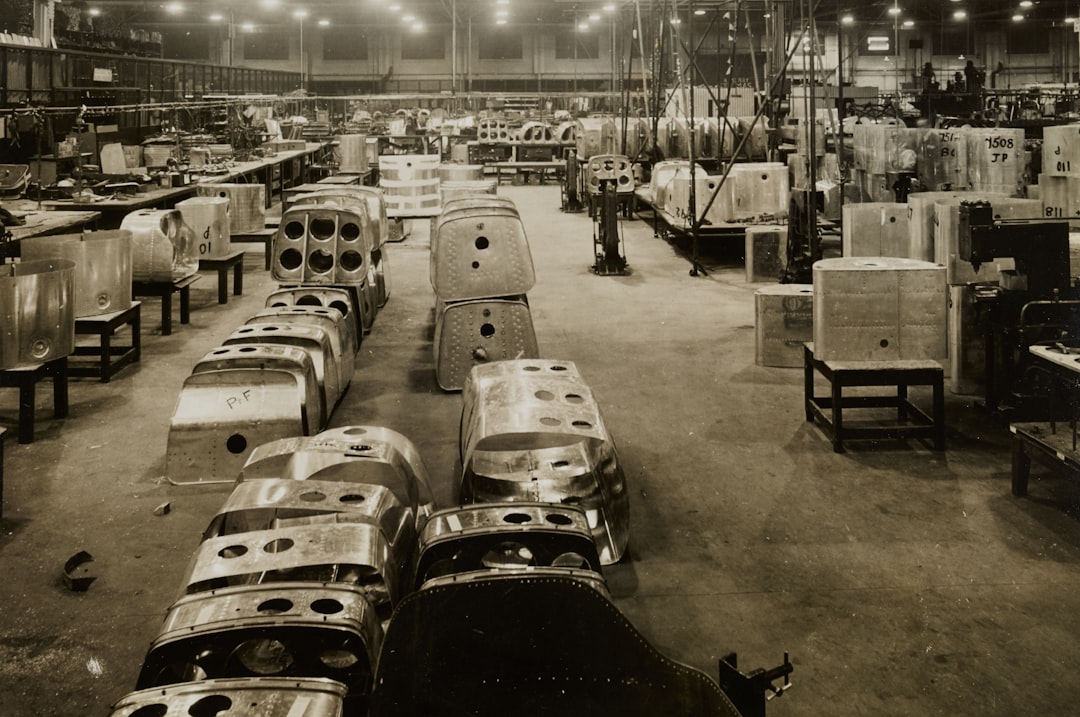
223, 323, 343, 417
458, 359, 629, 565
584, 154, 635, 196
266, 286, 366, 342
414, 503, 607, 594
0, 259, 75, 370
433, 297, 539, 392
291, 186, 389, 248
237, 426, 437, 530
272, 204, 373, 284
179, 523, 395, 608
110, 677, 348, 717
246, 306, 358, 391
165, 368, 311, 486
430, 213, 535, 302
21, 230, 132, 318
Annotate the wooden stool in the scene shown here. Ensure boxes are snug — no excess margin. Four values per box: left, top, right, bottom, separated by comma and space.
231, 229, 276, 271
803, 342, 945, 453
199, 250, 246, 304
0, 356, 69, 444
133, 274, 200, 336
72, 302, 141, 382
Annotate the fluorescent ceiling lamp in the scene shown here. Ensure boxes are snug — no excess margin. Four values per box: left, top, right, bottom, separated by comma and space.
165, 2, 183, 14
318, 18, 330, 26
953, 10, 967, 19
841, 14, 854, 24
209, 13, 222, 21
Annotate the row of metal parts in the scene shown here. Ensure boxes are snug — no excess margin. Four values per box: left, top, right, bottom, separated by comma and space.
429, 196, 540, 390
166, 187, 394, 485
111, 358, 633, 716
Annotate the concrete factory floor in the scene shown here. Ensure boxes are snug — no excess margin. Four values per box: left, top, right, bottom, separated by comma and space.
1, 183, 1079, 716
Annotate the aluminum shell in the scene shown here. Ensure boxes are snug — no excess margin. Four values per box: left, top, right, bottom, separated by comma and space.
166, 369, 310, 485
744, 225, 785, 283
191, 344, 324, 434
224, 323, 342, 418
730, 163, 789, 220
21, 230, 132, 317
180, 523, 394, 605
648, 160, 703, 211
584, 154, 635, 196
293, 186, 389, 248
1038, 173, 1080, 230
238, 425, 437, 529
841, 203, 910, 258
440, 180, 498, 203
518, 121, 553, 143
333, 133, 369, 174
917, 128, 969, 190
1041, 124, 1080, 176
110, 678, 347, 717
0, 259, 75, 370
120, 208, 199, 282
965, 128, 1025, 195
665, 170, 735, 226
176, 196, 232, 259
574, 117, 615, 159
459, 360, 629, 564
430, 213, 535, 301
852, 123, 920, 174
267, 286, 366, 344
906, 191, 981, 263
421, 567, 609, 596
438, 164, 484, 182
195, 183, 267, 233
754, 284, 814, 368
246, 306, 357, 391
477, 118, 510, 143
274, 205, 373, 285
614, 116, 652, 160
433, 298, 540, 391
812, 257, 947, 362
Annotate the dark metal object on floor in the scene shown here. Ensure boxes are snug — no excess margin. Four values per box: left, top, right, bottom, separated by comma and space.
62, 550, 95, 591
718, 652, 794, 717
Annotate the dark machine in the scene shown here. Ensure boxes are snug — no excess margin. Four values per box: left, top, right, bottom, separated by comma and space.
560, 148, 585, 213
587, 155, 631, 276
957, 201, 1080, 417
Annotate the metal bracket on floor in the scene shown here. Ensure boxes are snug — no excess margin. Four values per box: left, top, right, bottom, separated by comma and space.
717, 651, 793, 717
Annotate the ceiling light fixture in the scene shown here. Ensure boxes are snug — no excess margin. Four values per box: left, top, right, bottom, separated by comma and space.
87, 7, 101, 16
887, 6, 901, 16
165, 2, 183, 14
841, 14, 854, 24
209, 13, 222, 21
953, 9, 967, 19
1012, 13, 1024, 21
318, 18, 329, 26
293, 9, 308, 20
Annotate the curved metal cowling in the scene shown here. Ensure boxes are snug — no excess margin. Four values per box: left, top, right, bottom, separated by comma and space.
459, 360, 629, 565
0, 259, 75, 370
110, 677, 348, 717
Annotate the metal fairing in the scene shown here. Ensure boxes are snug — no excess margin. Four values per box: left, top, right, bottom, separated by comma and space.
368, 577, 742, 717
458, 360, 629, 564
440, 196, 518, 215
413, 503, 606, 593
421, 567, 609, 596
273, 205, 373, 285
433, 298, 540, 392
166, 369, 309, 486
180, 522, 397, 609
431, 214, 535, 302
238, 426, 437, 530
0, 259, 75, 370
585, 154, 635, 196
192, 345, 324, 434
266, 286, 366, 343
223, 323, 342, 417
291, 187, 389, 248
110, 677, 347, 717
246, 306, 357, 388
20, 230, 132, 317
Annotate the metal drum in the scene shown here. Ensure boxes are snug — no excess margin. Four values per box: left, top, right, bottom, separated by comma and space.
120, 209, 199, 282
176, 196, 231, 259
0, 259, 75, 370
195, 183, 266, 233
334, 133, 369, 174
110, 678, 348, 717
21, 230, 131, 317
430, 213, 535, 302
238, 425, 437, 530
414, 503, 607, 595
224, 323, 343, 415
379, 155, 441, 215
246, 306, 358, 389
459, 359, 629, 565
273, 204, 372, 285
166, 368, 311, 485
584, 154, 635, 196
136, 587, 378, 709
434, 298, 540, 392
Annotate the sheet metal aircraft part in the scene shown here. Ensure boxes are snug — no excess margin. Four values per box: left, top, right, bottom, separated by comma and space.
290, 186, 390, 247
20, 230, 132, 317
136, 584, 380, 707
238, 425, 437, 530
459, 359, 629, 565
179, 522, 396, 611
0, 259, 75, 370
120, 208, 198, 282
413, 503, 607, 594
718, 652, 795, 717
273, 204, 373, 285
201, 479, 418, 599
266, 286, 368, 343
110, 678, 348, 717
433, 297, 540, 392
223, 323, 343, 417
430, 212, 535, 302
367, 577, 742, 717
165, 369, 310, 486
246, 306, 357, 391
585, 154, 635, 196
62, 550, 96, 592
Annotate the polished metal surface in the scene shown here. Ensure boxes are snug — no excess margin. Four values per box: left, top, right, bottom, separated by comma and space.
176, 195, 232, 259
414, 503, 606, 593
0, 259, 75, 370
166, 369, 310, 485
334, 134, 369, 174
191, 344, 324, 434
120, 208, 199, 282
195, 183, 267, 233
273, 205, 373, 285
291, 186, 389, 248
180, 523, 394, 608
21, 230, 132, 317
238, 425, 437, 529
584, 154, 635, 196
433, 298, 540, 392
111, 678, 347, 717
458, 359, 629, 564
246, 306, 357, 392
224, 323, 343, 415
575, 117, 615, 159
266, 286, 366, 343
430, 214, 535, 302
437, 164, 484, 182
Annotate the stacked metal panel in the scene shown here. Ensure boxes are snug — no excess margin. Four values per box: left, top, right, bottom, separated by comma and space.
430, 197, 539, 391
378, 154, 440, 216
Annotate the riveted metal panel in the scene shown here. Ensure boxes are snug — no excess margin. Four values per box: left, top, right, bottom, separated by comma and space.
246, 306, 357, 391
21, 230, 132, 317
110, 678, 347, 717
267, 286, 365, 342
290, 188, 386, 250
120, 208, 199, 282
584, 154, 635, 196
273, 205, 372, 285
430, 216, 535, 302
433, 298, 539, 391
166, 369, 308, 485
195, 183, 266, 233
0, 259, 75, 370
